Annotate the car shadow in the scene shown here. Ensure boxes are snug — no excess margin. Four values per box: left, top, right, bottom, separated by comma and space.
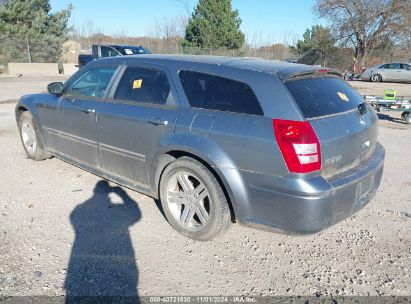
65, 180, 141, 303
377, 112, 406, 124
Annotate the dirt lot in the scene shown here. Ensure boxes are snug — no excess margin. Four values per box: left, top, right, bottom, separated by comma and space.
0, 76, 69, 103
349, 80, 411, 98
0, 76, 410, 299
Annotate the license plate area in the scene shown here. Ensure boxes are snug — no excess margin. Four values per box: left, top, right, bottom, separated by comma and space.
356, 175, 373, 206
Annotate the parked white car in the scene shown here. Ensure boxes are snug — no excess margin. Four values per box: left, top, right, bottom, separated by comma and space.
361, 62, 411, 83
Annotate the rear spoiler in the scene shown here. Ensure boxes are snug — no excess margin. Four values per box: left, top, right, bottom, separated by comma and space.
278, 67, 342, 82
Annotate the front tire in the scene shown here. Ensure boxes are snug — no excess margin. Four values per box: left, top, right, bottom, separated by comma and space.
370, 74, 382, 82
159, 157, 231, 241
18, 111, 51, 160
405, 113, 411, 125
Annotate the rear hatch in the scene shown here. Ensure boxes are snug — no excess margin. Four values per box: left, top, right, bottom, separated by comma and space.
284, 74, 378, 178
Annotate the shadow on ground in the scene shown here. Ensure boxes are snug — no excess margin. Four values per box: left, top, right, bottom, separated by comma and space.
377, 112, 407, 124
65, 180, 141, 303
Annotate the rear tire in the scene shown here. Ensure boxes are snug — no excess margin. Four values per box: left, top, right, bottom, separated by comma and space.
405, 113, 411, 125
18, 111, 51, 161
370, 74, 382, 82
159, 157, 231, 241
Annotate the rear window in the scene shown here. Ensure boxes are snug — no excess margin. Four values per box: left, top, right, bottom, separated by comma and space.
179, 70, 263, 115
285, 77, 363, 119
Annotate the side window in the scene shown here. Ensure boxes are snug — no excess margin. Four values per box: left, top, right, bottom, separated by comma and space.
381, 64, 400, 69
400, 64, 411, 70
385, 63, 400, 69
101, 46, 120, 57
66, 67, 117, 98
178, 70, 263, 115
114, 67, 174, 105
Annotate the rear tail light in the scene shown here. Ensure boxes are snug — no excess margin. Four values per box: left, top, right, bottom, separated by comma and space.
273, 119, 321, 173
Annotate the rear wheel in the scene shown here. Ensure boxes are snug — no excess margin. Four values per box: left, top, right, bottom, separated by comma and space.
370, 74, 382, 82
18, 111, 51, 160
159, 157, 231, 241
405, 113, 411, 125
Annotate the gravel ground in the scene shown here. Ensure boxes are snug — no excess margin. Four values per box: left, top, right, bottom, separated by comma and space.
0, 77, 410, 299
349, 80, 411, 98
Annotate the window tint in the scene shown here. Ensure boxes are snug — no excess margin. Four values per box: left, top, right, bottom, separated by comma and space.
115, 46, 152, 55
66, 67, 117, 98
179, 70, 263, 115
101, 46, 121, 57
285, 77, 363, 119
114, 67, 174, 105
400, 64, 411, 70
381, 63, 400, 69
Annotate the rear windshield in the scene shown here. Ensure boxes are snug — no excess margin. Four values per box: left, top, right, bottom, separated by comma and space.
285, 77, 363, 118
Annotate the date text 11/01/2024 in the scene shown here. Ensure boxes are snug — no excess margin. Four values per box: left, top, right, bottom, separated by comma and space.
149, 296, 257, 303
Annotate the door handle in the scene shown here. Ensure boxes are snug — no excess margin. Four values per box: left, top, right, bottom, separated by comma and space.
81, 108, 96, 114
145, 117, 168, 126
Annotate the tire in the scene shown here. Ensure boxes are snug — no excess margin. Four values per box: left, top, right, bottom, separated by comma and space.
18, 111, 51, 161
405, 113, 411, 125
159, 157, 231, 241
370, 74, 382, 82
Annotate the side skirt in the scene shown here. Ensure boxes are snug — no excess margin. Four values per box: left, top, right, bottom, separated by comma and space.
48, 150, 157, 199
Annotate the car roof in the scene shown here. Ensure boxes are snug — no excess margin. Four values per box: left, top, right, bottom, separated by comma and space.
130, 54, 307, 73
95, 54, 336, 79
110, 45, 145, 48
377, 62, 410, 66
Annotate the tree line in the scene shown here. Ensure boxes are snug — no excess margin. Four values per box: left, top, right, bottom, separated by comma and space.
1, 0, 410, 70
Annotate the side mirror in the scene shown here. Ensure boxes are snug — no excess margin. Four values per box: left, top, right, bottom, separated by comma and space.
47, 82, 64, 95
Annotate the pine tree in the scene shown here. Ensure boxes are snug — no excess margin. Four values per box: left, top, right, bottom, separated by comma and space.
183, 0, 244, 50
0, 0, 72, 63
293, 25, 335, 56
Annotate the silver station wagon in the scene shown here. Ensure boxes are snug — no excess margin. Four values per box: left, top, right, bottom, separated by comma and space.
16, 55, 385, 240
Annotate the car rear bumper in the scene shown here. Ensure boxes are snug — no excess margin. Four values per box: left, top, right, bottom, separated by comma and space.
235, 142, 385, 234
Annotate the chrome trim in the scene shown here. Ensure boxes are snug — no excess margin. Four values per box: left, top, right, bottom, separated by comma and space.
306, 108, 358, 121
46, 127, 97, 148
45, 127, 146, 162
99, 143, 145, 161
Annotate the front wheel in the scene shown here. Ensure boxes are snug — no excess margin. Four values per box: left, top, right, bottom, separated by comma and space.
405, 113, 411, 125
370, 74, 382, 82
159, 157, 231, 241
18, 111, 51, 160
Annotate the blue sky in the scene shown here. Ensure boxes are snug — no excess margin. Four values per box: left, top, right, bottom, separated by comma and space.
50, 0, 319, 44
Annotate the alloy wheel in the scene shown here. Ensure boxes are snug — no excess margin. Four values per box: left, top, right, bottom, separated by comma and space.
371, 74, 381, 82
166, 172, 211, 231
21, 119, 37, 156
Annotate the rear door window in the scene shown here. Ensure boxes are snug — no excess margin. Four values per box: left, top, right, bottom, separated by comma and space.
114, 67, 174, 105
179, 70, 263, 115
285, 77, 363, 119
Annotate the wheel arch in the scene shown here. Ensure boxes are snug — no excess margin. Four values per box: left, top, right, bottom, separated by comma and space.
151, 148, 246, 223
15, 105, 29, 123
15, 98, 49, 152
